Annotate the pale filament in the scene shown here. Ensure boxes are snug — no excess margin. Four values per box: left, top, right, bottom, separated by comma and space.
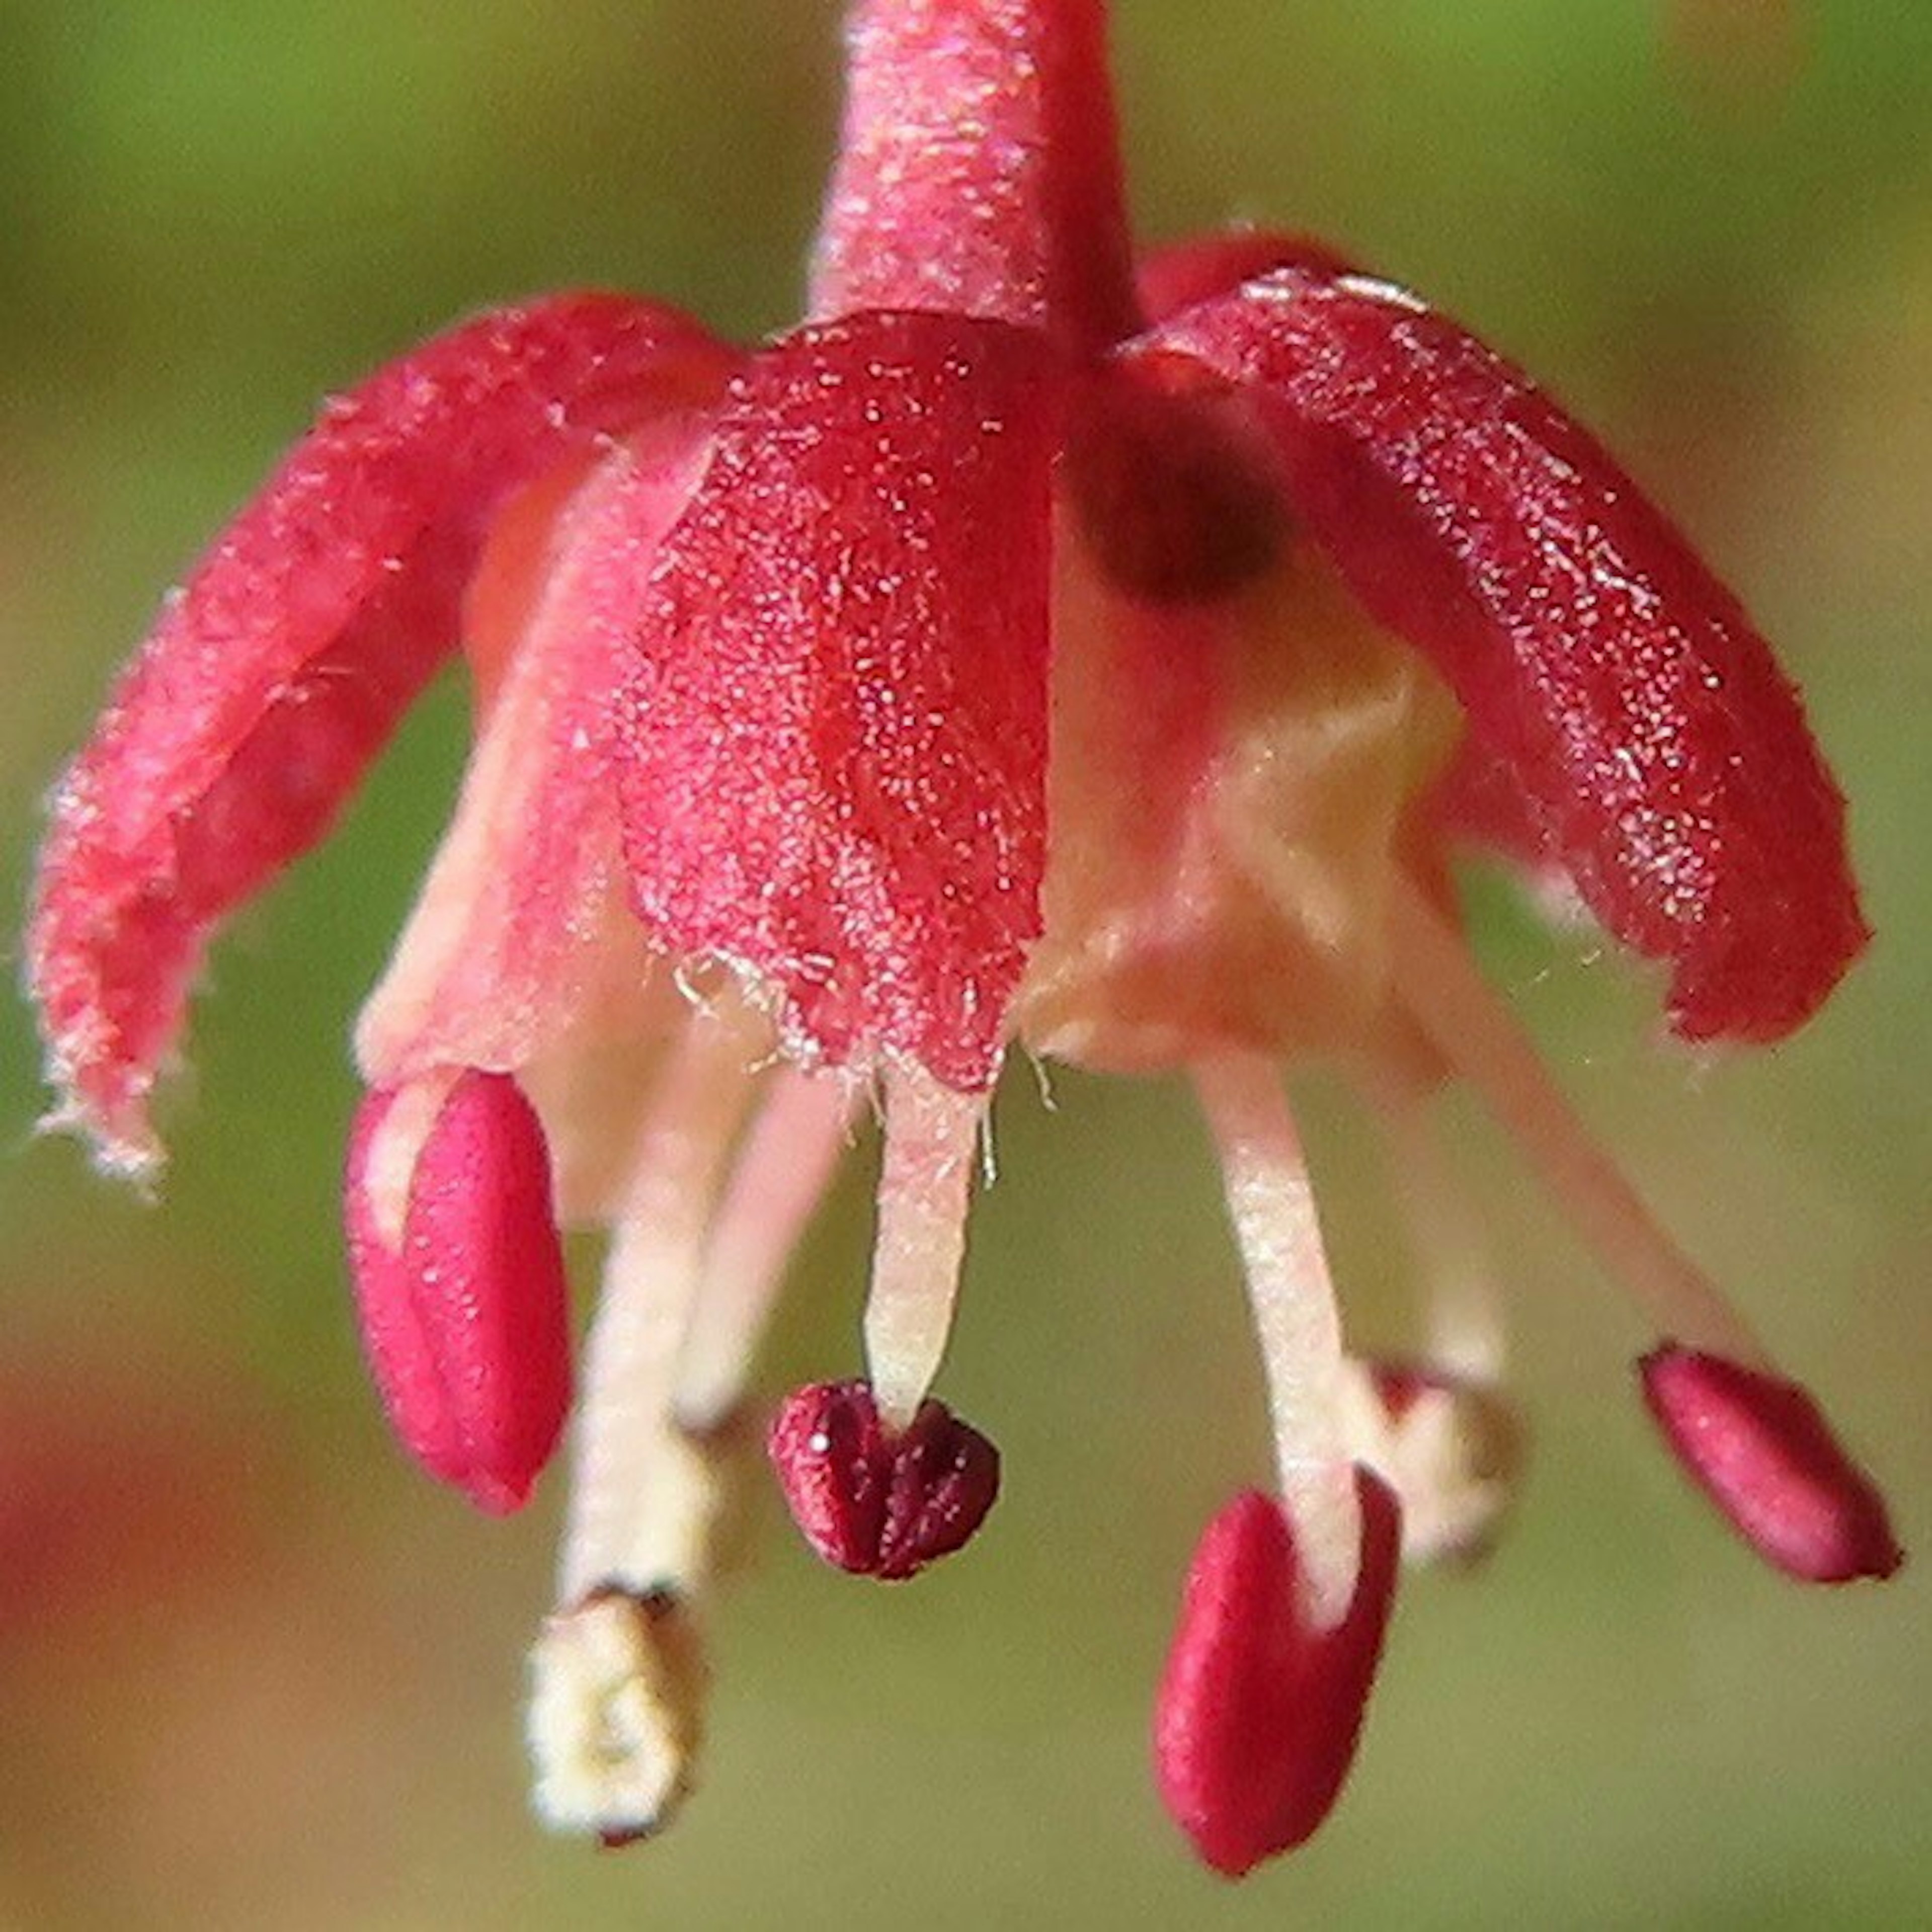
673, 1065, 860, 1434
1192, 1052, 1365, 1632
862, 1059, 988, 1433
1360, 1070, 1506, 1384
1388, 879, 1768, 1369
557, 1008, 762, 1605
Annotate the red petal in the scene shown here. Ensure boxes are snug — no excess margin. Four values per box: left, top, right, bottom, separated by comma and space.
1155, 1474, 1400, 1877
618, 310, 1060, 1089
343, 1071, 573, 1513
810, 0, 1138, 352
1147, 267, 1867, 1043
1640, 1346, 1902, 1584
767, 1379, 1000, 1581
29, 294, 733, 1171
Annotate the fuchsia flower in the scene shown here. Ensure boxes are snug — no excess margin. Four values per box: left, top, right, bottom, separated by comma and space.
27, 0, 1900, 1879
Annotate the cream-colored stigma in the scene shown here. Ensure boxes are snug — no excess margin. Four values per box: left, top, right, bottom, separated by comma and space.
528, 1587, 707, 1844
1335, 1362, 1522, 1568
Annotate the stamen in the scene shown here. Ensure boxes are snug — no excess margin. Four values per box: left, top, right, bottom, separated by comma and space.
556, 1009, 761, 1606
1155, 1473, 1401, 1876
862, 1061, 987, 1434
1388, 879, 1768, 1368
343, 1067, 571, 1513
1191, 1053, 1363, 1629
768, 1378, 1001, 1581
530, 1007, 761, 1846
673, 1067, 859, 1435
1641, 1346, 1901, 1583
1360, 1074, 1505, 1384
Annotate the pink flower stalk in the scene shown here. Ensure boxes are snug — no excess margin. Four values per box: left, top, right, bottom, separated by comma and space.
27, 0, 1899, 1875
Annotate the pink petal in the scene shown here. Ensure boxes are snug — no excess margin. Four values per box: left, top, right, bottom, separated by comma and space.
810, 0, 1138, 352
1155, 1474, 1401, 1877
1146, 266, 1867, 1044
1640, 1346, 1902, 1584
30, 294, 733, 1171
343, 1071, 572, 1513
618, 309, 1060, 1089
767, 1379, 1001, 1582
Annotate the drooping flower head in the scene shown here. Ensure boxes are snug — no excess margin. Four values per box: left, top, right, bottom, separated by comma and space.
27, 0, 1899, 1878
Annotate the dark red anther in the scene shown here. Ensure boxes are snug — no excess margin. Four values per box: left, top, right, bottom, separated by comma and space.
1640, 1346, 1902, 1584
767, 1379, 1000, 1582
1155, 1472, 1401, 1877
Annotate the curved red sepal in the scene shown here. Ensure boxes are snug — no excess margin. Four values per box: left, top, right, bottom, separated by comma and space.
1155, 1473, 1400, 1878
618, 309, 1060, 1089
767, 1379, 1000, 1581
29, 294, 731, 1171
1147, 266, 1868, 1044
343, 1071, 573, 1513
811, 0, 1138, 352
1136, 228, 1359, 325
1640, 1346, 1902, 1584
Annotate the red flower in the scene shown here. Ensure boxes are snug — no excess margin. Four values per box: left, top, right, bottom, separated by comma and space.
27, 0, 1898, 1878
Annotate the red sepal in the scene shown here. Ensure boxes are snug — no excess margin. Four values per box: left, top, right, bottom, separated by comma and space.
1136, 228, 1359, 324
1146, 266, 1867, 1043
618, 309, 1059, 1088
343, 1072, 572, 1513
767, 1378, 1000, 1581
1640, 1346, 1902, 1584
812, 0, 1138, 352
1155, 1473, 1400, 1877
30, 294, 730, 1170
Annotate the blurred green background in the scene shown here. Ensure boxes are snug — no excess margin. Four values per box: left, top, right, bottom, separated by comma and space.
3, 2, 1928, 1926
